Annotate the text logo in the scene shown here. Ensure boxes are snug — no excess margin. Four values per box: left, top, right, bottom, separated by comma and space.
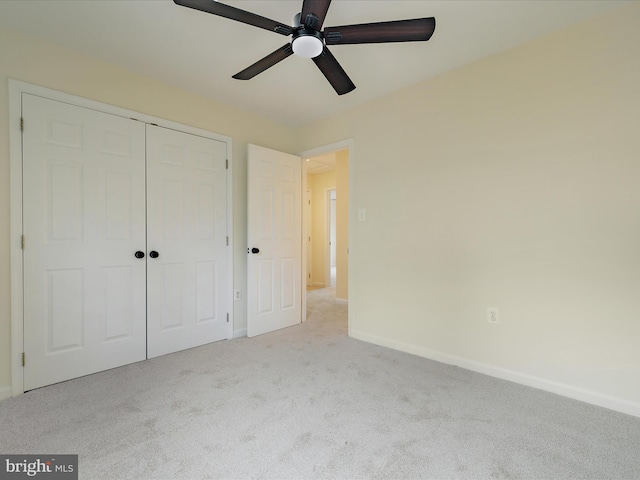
0, 455, 77, 480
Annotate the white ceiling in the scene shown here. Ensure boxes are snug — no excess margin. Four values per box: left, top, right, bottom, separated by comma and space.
0, 0, 628, 127
306, 151, 338, 175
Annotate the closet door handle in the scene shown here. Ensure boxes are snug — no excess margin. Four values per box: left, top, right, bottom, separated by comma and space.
134, 251, 145, 259
149, 251, 159, 259
251, 247, 260, 254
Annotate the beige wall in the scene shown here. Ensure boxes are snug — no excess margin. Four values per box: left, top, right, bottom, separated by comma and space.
295, 4, 640, 412
335, 149, 349, 301
0, 26, 297, 392
307, 170, 336, 286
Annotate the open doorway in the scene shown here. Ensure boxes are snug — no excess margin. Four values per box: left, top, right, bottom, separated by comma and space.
303, 148, 348, 305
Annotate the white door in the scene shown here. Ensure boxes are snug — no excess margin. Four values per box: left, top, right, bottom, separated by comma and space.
146, 125, 228, 357
329, 191, 337, 266
23, 94, 147, 390
305, 189, 312, 288
247, 144, 302, 337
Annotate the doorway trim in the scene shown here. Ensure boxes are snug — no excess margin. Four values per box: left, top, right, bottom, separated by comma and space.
299, 139, 354, 335
9, 79, 234, 396
326, 188, 337, 288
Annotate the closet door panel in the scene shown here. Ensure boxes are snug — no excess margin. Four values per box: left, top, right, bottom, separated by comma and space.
22, 94, 146, 390
146, 125, 228, 358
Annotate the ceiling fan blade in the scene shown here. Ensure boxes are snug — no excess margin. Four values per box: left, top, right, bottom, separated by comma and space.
300, 0, 332, 30
174, 0, 293, 36
232, 44, 294, 80
312, 47, 356, 95
324, 17, 435, 45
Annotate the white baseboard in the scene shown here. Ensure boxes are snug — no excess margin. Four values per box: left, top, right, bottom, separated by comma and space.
335, 297, 348, 305
233, 328, 247, 338
0, 386, 12, 402
350, 329, 640, 418
312, 282, 325, 288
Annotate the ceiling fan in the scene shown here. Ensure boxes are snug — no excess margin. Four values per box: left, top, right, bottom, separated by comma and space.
173, 0, 436, 95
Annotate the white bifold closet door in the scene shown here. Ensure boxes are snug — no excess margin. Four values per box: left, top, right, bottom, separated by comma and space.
22, 94, 228, 391
146, 125, 228, 358
23, 94, 147, 390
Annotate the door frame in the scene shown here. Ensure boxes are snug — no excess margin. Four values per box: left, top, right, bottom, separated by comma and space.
326, 188, 337, 288
9, 79, 234, 396
299, 140, 354, 333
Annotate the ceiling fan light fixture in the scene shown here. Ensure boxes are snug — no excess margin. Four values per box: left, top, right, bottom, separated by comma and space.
292, 35, 323, 58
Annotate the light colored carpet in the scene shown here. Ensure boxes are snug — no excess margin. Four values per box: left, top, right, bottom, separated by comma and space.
1, 288, 640, 479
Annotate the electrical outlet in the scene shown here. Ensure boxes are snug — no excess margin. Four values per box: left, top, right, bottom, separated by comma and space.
487, 307, 500, 324
234, 289, 241, 301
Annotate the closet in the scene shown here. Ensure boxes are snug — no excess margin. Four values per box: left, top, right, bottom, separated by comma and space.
21, 93, 229, 390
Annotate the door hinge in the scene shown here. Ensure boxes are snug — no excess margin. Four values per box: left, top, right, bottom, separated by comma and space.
226, 236, 229, 246
226, 159, 229, 170
21, 235, 25, 250
20, 117, 24, 132
226, 313, 229, 323
22, 352, 25, 367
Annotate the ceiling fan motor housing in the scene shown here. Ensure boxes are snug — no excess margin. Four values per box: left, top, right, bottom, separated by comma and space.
291, 12, 324, 58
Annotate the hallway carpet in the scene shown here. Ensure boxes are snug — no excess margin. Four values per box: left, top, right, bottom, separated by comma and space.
1, 288, 639, 479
